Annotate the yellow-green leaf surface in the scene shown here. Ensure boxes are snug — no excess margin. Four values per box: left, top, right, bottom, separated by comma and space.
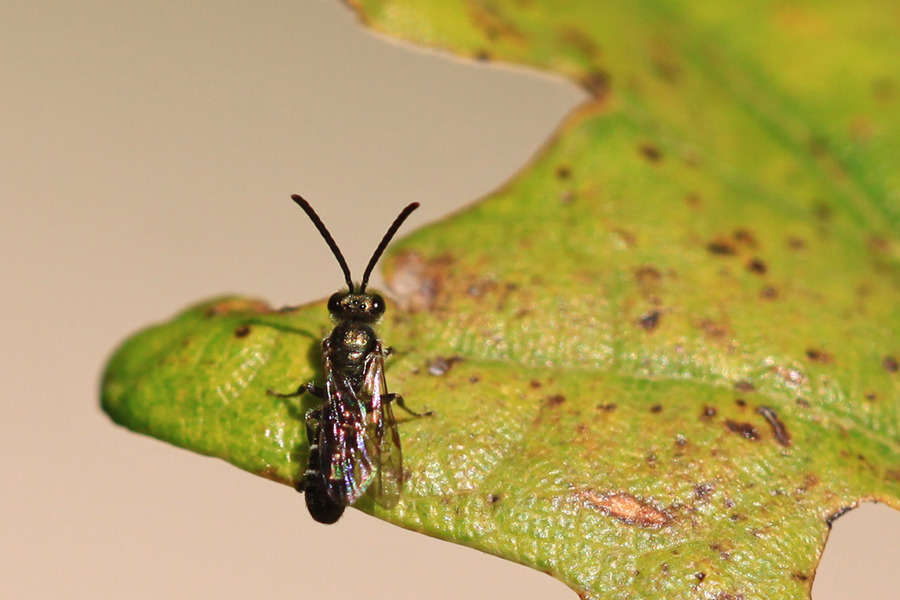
102, 1, 900, 598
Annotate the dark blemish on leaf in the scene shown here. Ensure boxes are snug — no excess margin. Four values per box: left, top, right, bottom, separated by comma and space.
675, 434, 687, 447
685, 192, 701, 207
787, 236, 806, 250
474, 50, 490, 61
529, 380, 542, 389
701, 406, 717, 420
427, 356, 463, 376
579, 490, 672, 527
735, 398, 746, 407
733, 228, 757, 248
468, 375, 480, 384
646, 452, 657, 465
635, 266, 662, 283
466, 279, 496, 298
660, 563, 669, 574
805, 348, 833, 364
707, 239, 737, 255
556, 165, 571, 179
547, 394, 566, 406
581, 70, 612, 99
597, 403, 617, 411
694, 483, 714, 500
650, 404, 663, 413
234, 324, 251, 338
814, 201, 832, 221
757, 406, 791, 446
759, 286, 778, 300
559, 190, 575, 204
488, 493, 501, 504
709, 543, 731, 560
729, 514, 743, 521
725, 420, 761, 441
792, 572, 810, 582
698, 319, 729, 339
637, 310, 661, 331
865, 392, 877, 401
638, 144, 663, 163
734, 380, 755, 392
770, 365, 807, 387
883, 356, 899, 373
695, 572, 706, 582
746, 259, 767, 275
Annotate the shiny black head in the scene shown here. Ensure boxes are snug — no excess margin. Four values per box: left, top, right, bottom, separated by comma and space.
290, 194, 419, 313
327, 291, 385, 323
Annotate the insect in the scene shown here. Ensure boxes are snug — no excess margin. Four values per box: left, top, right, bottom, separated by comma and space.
269, 194, 428, 524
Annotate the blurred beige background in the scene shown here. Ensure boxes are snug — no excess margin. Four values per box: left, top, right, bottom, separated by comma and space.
2, 0, 898, 598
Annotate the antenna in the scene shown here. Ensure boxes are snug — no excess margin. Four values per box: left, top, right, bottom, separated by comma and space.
359, 202, 419, 292
291, 194, 355, 292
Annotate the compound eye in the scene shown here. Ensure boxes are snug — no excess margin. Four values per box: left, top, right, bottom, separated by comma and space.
370, 293, 386, 317
327, 292, 346, 317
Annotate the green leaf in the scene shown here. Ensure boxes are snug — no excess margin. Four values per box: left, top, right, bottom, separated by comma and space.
102, 1, 900, 598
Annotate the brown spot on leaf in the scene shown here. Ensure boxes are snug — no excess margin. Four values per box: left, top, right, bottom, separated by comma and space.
701, 406, 717, 420
694, 483, 714, 500
733, 228, 758, 248
546, 394, 567, 406
746, 258, 767, 275
792, 572, 810, 582
707, 239, 737, 255
638, 143, 663, 163
787, 236, 806, 250
597, 403, 617, 411
581, 70, 612, 99
556, 165, 571, 179
883, 356, 899, 373
488, 493, 501, 504
695, 572, 706, 582
580, 491, 672, 527
234, 324, 251, 338
650, 404, 663, 413
770, 365, 807, 387
865, 392, 877, 401
529, 380, 542, 389
757, 406, 791, 446
759, 286, 778, 300
734, 380, 755, 392
468, 375, 480, 384
637, 310, 661, 331
735, 398, 746, 407
635, 266, 662, 284
805, 348, 833, 364
725, 420, 761, 441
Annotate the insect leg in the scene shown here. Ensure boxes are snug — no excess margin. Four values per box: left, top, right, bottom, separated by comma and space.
384, 392, 433, 418
266, 381, 325, 399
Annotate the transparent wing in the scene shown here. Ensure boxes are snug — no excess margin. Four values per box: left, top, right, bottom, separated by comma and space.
362, 342, 403, 508
318, 350, 376, 507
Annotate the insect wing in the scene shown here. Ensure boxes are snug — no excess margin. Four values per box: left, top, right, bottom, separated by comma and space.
318, 355, 376, 506
362, 343, 403, 508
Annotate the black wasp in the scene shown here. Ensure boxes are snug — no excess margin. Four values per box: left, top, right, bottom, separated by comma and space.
269, 194, 428, 524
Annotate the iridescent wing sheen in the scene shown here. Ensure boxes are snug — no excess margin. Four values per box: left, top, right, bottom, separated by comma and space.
318, 350, 376, 507
362, 342, 403, 509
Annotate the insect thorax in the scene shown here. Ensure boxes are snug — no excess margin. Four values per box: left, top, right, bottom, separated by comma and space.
327, 321, 378, 381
